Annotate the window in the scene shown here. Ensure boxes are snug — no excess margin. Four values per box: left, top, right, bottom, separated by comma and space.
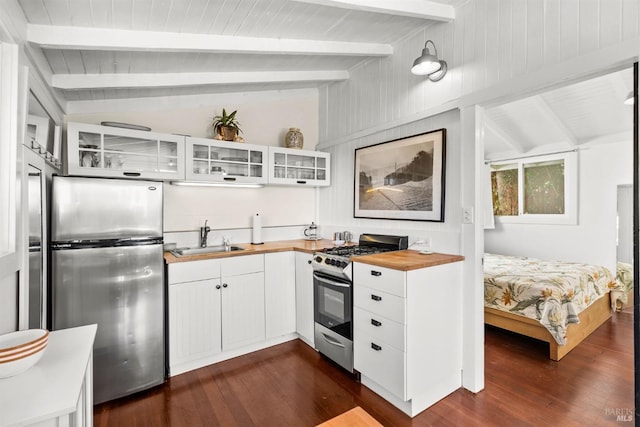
489, 151, 577, 224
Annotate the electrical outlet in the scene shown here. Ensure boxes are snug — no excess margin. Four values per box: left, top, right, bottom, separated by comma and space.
462, 207, 474, 224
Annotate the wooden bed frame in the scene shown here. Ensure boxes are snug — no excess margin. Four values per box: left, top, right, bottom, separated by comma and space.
484, 293, 612, 361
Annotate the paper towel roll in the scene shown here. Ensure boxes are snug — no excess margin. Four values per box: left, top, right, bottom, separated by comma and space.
252, 213, 263, 244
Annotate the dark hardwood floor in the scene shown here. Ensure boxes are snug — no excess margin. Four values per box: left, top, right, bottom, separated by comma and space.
94, 311, 634, 426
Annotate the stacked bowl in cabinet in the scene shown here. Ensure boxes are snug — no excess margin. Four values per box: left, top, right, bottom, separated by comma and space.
0, 329, 49, 378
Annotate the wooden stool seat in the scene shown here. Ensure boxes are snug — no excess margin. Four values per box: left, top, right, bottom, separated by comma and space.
316, 406, 383, 427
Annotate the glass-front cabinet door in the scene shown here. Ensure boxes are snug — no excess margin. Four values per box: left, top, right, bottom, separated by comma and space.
185, 137, 268, 184
66, 122, 185, 180
268, 147, 330, 186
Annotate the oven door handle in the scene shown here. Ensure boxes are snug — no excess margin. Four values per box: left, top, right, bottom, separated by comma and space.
320, 332, 346, 348
313, 273, 351, 288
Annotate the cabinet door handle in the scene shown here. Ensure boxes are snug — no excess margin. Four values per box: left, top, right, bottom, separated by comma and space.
371, 270, 382, 276
223, 177, 236, 181
308, 260, 312, 264
222, 283, 228, 288
296, 180, 307, 184
123, 172, 141, 177
371, 294, 382, 301
371, 319, 382, 327
215, 284, 221, 289
371, 343, 382, 351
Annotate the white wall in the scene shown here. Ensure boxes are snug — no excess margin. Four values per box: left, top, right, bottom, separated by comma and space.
319, 0, 639, 144
485, 140, 633, 273
65, 90, 321, 244
319, 109, 462, 252
317, 0, 639, 394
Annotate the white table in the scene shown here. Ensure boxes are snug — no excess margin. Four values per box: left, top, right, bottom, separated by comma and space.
0, 324, 97, 427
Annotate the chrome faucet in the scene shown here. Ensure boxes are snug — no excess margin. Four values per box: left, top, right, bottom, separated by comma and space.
223, 236, 230, 251
200, 220, 211, 248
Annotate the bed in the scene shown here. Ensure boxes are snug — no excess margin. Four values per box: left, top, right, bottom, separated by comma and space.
484, 253, 621, 360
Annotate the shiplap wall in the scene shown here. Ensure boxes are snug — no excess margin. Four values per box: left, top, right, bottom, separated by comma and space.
319, 0, 639, 144
317, 0, 639, 246
319, 109, 461, 252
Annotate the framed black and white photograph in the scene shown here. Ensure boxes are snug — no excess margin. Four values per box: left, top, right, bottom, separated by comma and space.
354, 129, 446, 222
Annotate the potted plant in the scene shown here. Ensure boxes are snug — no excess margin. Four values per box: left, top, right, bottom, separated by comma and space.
212, 108, 243, 141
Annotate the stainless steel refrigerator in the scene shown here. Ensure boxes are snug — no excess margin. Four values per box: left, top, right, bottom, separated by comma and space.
50, 176, 165, 404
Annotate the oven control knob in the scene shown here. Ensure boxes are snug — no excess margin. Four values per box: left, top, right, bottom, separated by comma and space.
340, 261, 348, 268
315, 256, 323, 263
328, 259, 335, 266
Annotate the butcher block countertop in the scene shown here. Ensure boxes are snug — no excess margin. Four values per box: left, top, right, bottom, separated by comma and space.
165, 239, 463, 271
164, 239, 344, 263
353, 250, 464, 271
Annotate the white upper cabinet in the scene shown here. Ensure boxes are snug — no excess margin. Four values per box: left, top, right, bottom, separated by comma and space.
66, 122, 185, 180
268, 147, 330, 187
186, 137, 268, 184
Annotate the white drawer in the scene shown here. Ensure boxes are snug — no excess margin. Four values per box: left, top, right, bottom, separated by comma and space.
354, 330, 405, 400
354, 285, 405, 324
354, 307, 405, 351
353, 262, 405, 297
169, 259, 221, 284
221, 254, 264, 276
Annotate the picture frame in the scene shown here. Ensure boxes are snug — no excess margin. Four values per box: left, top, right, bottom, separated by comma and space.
354, 129, 446, 222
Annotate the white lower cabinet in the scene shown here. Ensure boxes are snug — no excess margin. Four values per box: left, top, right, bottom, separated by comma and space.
168, 255, 268, 375
169, 278, 222, 368
353, 260, 463, 417
294, 251, 315, 346
264, 252, 297, 338
221, 271, 265, 351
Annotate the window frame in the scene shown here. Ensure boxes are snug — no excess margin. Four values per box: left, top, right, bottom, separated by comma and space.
490, 151, 578, 225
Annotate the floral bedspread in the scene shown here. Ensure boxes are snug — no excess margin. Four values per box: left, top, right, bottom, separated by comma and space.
613, 262, 634, 311
484, 253, 618, 345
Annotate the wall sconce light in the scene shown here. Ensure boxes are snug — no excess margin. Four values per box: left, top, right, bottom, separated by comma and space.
411, 40, 448, 81
624, 90, 635, 105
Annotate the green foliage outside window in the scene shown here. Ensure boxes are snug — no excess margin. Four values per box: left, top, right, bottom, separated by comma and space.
491, 159, 566, 217
524, 160, 565, 214
491, 167, 518, 216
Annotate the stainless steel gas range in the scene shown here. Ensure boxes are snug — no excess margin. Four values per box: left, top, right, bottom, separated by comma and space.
311, 234, 408, 372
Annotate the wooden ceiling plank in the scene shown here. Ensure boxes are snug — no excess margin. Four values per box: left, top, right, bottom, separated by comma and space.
530, 95, 578, 145
484, 115, 527, 154
27, 24, 392, 56
290, 0, 455, 21
51, 70, 350, 89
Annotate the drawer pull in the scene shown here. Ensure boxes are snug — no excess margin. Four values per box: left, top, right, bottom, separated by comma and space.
371, 294, 382, 301
371, 343, 382, 351
370, 319, 382, 327
371, 270, 382, 276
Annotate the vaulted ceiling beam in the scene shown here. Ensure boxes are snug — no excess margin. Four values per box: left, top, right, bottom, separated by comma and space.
484, 115, 527, 154
51, 70, 350, 90
27, 24, 392, 56
531, 96, 578, 145
292, 0, 455, 21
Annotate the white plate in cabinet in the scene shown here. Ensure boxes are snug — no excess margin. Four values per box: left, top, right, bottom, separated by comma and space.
354, 329, 406, 400
186, 137, 268, 184
66, 122, 185, 180
354, 285, 405, 325
353, 263, 405, 297
268, 147, 330, 186
354, 306, 405, 351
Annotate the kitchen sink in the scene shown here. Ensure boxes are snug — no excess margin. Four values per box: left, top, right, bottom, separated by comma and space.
170, 245, 246, 256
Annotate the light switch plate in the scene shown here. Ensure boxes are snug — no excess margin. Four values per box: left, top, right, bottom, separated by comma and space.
462, 206, 474, 224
